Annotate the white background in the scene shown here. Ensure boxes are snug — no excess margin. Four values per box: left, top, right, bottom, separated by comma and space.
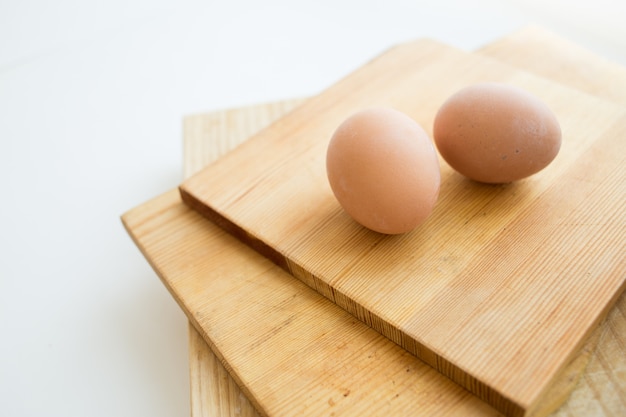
1, 1, 625, 416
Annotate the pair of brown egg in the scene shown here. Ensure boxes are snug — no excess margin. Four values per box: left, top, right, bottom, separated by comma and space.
326, 82, 562, 234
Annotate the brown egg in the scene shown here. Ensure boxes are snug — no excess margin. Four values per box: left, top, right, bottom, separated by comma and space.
326, 108, 440, 234
433, 82, 562, 183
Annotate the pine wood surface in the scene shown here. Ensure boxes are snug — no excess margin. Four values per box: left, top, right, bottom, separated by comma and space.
182, 99, 619, 417
479, 26, 626, 416
184, 100, 304, 417
178, 35, 626, 414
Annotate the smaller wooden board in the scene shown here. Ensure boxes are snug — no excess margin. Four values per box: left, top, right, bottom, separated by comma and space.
179, 39, 626, 415
180, 96, 626, 417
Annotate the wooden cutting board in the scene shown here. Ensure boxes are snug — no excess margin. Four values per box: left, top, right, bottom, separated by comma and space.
123, 27, 626, 417
178, 35, 626, 415
182, 102, 621, 417
185, 28, 626, 417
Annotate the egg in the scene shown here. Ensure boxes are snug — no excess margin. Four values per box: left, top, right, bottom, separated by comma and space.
433, 82, 562, 183
326, 108, 440, 234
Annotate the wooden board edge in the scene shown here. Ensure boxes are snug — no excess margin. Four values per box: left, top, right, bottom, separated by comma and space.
121, 192, 269, 417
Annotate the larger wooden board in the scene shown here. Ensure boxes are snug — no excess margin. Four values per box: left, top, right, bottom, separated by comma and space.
179, 39, 626, 415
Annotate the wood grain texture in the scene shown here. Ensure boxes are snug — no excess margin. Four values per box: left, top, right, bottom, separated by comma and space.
189, 325, 259, 417
123, 190, 503, 417
479, 26, 626, 417
179, 38, 626, 415
183, 100, 305, 179
479, 26, 626, 104
184, 100, 304, 417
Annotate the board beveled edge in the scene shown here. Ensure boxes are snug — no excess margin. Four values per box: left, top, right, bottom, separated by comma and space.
121, 191, 269, 417
178, 186, 289, 271
178, 180, 529, 416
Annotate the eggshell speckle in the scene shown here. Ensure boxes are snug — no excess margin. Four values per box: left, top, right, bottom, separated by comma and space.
326, 108, 440, 234
433, 82, 562, 183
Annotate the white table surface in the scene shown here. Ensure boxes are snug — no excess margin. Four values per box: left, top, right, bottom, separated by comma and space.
1, 1, 625, 416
